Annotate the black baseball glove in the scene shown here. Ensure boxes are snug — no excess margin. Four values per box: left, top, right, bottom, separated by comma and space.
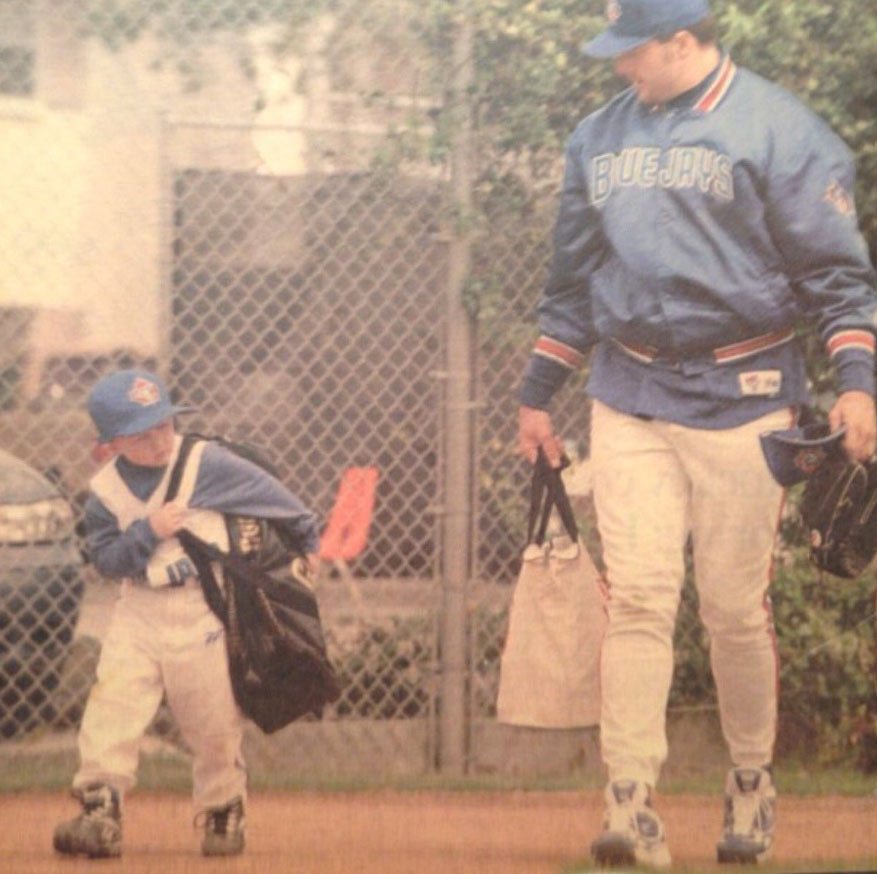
800, 454, 877, 579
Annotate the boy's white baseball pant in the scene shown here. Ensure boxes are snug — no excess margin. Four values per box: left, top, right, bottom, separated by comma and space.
73, 579, 246, 811
590, 399, 794, 786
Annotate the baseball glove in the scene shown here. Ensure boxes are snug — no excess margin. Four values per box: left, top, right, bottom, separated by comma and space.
800, 454, 877, 579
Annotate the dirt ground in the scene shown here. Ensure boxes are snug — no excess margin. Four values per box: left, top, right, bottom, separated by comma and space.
3, 789, 876, 873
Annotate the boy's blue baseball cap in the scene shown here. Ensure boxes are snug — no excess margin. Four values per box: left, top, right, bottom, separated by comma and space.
759, 424, 847, 487
88, 369, 192, 443
582, 0, 711, 58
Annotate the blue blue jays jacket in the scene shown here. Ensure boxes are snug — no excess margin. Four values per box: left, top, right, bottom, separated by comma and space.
520, 54, 877, 427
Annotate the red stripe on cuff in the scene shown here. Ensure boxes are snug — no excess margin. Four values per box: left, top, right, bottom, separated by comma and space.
534, 336, 585, 369
827, 330, 876, 357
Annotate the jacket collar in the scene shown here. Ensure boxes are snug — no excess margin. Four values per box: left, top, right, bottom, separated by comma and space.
660, 49, 736, 114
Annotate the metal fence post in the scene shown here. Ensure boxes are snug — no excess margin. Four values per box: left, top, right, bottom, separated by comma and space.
439, 0, 475, 776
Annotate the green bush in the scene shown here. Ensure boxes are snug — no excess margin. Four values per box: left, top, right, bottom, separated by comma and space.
331, 616, 435, 720
771, 547, 877, 771
456, 0, 877, 257
667, 543, 877, 771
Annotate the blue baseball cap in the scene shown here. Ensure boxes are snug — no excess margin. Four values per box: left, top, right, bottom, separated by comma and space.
759, 424, 847, 487
88, 369, 192, 443
582, 0, 712, 58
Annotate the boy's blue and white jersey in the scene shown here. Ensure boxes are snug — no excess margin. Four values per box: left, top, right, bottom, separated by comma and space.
521, 53, 877, 427
86, 436, 320, 584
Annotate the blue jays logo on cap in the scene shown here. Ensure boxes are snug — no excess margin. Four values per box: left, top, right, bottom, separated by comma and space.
127, 376, 161, 407
759, 424, 847, 487
583, 0, 712, 58
88, 369, 192, 444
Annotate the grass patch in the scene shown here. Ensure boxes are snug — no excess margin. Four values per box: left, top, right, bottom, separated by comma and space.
243, 763, 877, 797
770, 761, 877, 797
1, 738, 874, 799
0, 750, 78, 792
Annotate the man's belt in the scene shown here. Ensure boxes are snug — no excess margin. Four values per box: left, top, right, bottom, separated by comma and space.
613, 327, 795, 366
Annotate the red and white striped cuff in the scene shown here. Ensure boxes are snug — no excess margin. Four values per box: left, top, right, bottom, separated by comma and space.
533, 336, 586, 370
827, 329, 875, 358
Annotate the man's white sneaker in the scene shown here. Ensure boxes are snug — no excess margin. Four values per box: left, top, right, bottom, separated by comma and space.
716, 766, 776, 864
591, 779, 671, 868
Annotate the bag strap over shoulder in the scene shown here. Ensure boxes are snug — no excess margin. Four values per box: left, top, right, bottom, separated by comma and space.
165, 433, 201, 503
528, 449, 579, 546
161, 434, 227, 620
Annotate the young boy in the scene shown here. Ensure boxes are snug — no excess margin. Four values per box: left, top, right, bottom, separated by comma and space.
53, 368, 320, 858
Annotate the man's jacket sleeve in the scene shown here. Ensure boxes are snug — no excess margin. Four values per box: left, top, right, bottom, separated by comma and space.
520, 133, 607, 409
763, 103, 877, 396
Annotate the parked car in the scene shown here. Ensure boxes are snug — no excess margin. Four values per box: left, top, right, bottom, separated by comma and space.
0, 448, 84, 738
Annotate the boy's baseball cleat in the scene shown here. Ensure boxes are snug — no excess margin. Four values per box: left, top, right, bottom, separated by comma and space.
52, 782, 122, 858
591, 779, 671, 868
717, 766, 776, 864
199, 796, 246, 856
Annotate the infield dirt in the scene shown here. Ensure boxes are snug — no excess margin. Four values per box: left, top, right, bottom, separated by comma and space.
4, 789, 876, 873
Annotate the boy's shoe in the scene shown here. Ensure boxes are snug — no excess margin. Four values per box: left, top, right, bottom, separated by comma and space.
53, 782, 122, 858
591, 779, 671, 868
199, 796, 246, 856
717, 766, 776, 864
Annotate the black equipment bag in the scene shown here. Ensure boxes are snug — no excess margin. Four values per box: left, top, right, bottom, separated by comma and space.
167, 434, 341, 733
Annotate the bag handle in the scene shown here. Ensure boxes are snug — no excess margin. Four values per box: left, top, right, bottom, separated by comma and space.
544, 456, 579, 544
528, 449, 579, 546
526, 450, 552, 545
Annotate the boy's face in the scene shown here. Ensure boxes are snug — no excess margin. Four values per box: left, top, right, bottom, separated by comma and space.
109, 419, 175, 467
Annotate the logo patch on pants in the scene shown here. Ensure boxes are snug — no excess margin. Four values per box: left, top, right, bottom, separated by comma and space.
739, 370, 781, 397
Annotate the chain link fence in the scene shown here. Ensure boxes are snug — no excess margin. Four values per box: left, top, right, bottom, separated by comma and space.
0, 0, 458, 777
0, 0, 815, 784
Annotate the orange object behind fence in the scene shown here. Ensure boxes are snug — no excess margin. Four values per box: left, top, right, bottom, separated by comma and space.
318, 466, 379, 564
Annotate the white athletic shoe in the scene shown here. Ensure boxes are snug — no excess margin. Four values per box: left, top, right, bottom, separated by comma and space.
716, 766, 776, 864
591, 779, 671, 868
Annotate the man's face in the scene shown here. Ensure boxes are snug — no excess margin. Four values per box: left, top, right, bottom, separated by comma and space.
613, 37, 683, 105
110, 419, 175, 467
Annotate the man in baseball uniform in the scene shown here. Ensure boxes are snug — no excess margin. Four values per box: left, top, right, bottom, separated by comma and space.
517, 0, 877, 866
53, 369, 320, 858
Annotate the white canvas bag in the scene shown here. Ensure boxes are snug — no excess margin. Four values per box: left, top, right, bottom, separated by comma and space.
496, 453, 607, 728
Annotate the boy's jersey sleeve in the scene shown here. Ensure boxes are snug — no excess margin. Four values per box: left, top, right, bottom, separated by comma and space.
188, 441, 320, 554
84, 492, 159, 579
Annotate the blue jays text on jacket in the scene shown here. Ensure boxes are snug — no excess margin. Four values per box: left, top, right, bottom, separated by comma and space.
85, 441, 319, 581
520, 53, 877, 427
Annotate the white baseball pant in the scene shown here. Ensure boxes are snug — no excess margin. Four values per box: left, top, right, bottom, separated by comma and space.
590, 399, 794, 786
73, 579, 246, 811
